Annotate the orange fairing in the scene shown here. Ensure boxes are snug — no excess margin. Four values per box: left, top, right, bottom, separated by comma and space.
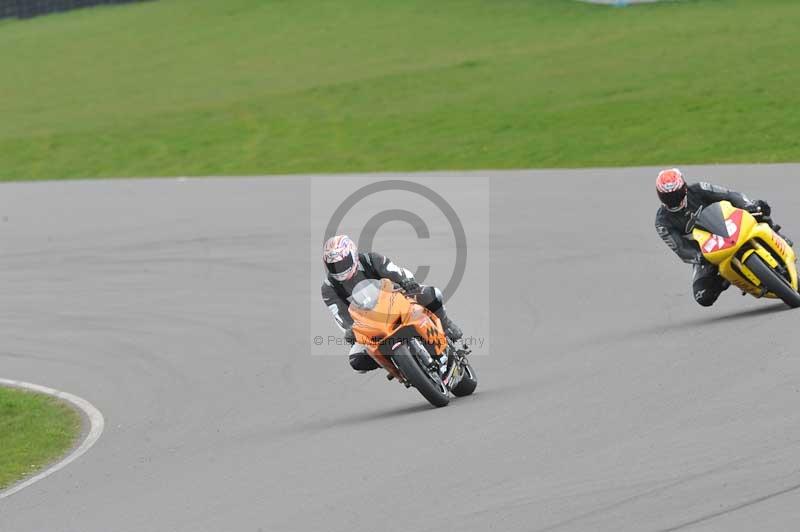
349, 279, 447, 355
407, 305, 447, 355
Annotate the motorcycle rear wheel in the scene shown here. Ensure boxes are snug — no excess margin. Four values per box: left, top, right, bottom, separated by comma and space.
392, 345, 450, 408
744, 254, 800, 308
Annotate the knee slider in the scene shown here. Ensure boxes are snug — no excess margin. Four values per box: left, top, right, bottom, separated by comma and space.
349, 353, 379, 371
694, 278, 722, 307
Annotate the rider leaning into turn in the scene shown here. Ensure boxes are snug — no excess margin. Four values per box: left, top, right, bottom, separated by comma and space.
321, 235, 463, 372
655, 168, 793, 307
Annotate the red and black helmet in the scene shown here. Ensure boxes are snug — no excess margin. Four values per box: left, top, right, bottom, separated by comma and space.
656, 168, 688, 212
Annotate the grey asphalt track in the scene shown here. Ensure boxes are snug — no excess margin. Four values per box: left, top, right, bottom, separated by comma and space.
2, 164, 800, 532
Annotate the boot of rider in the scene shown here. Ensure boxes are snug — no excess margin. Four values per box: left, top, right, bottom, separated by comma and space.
436, 311, 463, 341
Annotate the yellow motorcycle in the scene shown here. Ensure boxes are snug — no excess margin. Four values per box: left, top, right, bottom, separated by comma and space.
690, 200, 800, 308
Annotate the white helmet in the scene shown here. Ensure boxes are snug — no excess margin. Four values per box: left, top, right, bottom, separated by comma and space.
323, 235, 359, 281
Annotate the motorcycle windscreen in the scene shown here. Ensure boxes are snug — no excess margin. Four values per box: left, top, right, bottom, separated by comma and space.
350, 279, 382, 310
694, 203, 731, 237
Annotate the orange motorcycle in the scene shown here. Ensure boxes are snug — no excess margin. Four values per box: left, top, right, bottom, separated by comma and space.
348, 278, 477, 407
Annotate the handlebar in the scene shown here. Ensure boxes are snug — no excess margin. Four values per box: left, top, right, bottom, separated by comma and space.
751, 210, 773, 226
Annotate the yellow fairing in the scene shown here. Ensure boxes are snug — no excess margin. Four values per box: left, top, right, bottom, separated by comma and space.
692, 201, 798, 298
693, 202, 757, 265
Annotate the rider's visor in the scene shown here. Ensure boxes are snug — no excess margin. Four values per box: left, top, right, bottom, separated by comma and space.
326, 253, 354, 275
665, 195, 688, 213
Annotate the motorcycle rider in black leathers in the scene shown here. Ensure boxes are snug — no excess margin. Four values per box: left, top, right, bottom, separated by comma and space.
321, 235, 463, 372
655, 168, 792, 307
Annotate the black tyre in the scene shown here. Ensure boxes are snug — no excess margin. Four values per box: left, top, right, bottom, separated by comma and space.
451, 362, 478, 397
744, 254, 800, 308
392, 345, 450, 408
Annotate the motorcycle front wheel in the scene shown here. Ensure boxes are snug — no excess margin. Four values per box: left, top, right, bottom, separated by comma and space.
392, 345, 450, 408
744, 254, 800, 308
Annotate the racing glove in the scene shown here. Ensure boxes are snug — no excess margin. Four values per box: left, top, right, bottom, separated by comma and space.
746, 200, 771, 217
344, 328, 356, 345
399, 279, 421, 293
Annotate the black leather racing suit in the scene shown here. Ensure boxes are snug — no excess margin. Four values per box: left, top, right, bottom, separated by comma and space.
321, 252, 451, 371
655, 182, 757, 307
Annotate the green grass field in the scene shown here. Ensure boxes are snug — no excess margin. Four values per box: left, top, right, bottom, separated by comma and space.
0, 387, 81, 489
1, 0, 798, 181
